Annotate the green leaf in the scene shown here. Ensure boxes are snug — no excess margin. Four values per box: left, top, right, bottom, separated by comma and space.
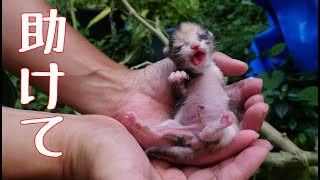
258, 72, 271, 89
275, 103, 288, 119
262, 90, 275, 104
297, 133, 307, 145
140, 9, 149, 18
232, 19, 242, 25
289, 118, 297, 130
270, 42, 286, 56
86, 6, 111, 29
279, 91, 286, 100
271, 70, 285, 87
189, 0, 199, 9
216, 4, 225, 11
258, 70, 284, 90
298, 86, 318, 106
131, 25, 149, 44
281, 84, 288, 92
119, 48, 139, 65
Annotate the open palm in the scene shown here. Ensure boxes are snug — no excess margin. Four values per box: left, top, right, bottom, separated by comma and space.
113, 51, 269, 165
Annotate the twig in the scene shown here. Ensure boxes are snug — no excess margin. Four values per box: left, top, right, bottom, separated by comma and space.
261, 121, 301, 153
261, 121, 318, 176
263, 151, 318, 167
120, 0, 169, 45
130, 61, 153, 69
69, 0, 78, 31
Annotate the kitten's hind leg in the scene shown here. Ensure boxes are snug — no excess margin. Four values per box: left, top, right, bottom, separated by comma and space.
199, 111, 237, 142
122, 113, 200, 148
155, 120, 202, 149
146, 146, 196, 162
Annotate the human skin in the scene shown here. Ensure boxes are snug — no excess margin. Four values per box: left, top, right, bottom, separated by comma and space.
2, 0, 271, 179
2, 107, 159, 179
2, 107, 271, 180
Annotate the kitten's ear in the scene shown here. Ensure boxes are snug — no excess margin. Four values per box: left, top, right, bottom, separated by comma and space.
208, 31, 214, 37
163, 46, 169, 57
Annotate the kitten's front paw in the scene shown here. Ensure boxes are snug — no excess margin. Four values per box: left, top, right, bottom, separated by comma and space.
168, 70, 189, 83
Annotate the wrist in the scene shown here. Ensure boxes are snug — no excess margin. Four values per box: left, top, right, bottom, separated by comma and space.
58, 62, 135, 116
63, 115, 143, 179
2, 107, 74, 178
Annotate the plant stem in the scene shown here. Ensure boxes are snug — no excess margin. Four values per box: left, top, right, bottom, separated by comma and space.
263, 151, 318, 167
69, 0, 78, 31
261, 121, 318, 176
261, 121, 301, 153
120, 0, 169, 46
130, 61, 153, 69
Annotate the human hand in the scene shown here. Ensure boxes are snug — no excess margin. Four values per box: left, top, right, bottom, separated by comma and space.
151, 139, 272, 180
65, 115, 271, 180
2, 106, 270, 180
112, 51, 269, 165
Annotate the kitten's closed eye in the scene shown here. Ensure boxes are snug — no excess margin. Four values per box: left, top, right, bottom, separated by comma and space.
199, 34, 208, 40
174, 45, 183, 53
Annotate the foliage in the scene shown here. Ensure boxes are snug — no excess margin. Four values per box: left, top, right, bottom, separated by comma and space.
48, 0, 109, 9
6, 71, 75, 114
249, 43, 318, 152
48, 0, 268, 66
248, 43, 318, 180
195, 0, 268, 60
72, 0, 109, 8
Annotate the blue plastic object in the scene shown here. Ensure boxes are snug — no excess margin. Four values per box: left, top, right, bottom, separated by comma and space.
247, 0, 318, 76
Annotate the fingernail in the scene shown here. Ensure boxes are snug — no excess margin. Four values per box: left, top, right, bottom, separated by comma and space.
253, 132, 260, 139
269, 145, 273, 151
259, 94, 264, 101
257, 78, 263, 86
262, 104, 269, 114
267, 141, 273, 151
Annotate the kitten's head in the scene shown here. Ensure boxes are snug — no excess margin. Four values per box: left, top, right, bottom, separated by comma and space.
166, 22, 215, 74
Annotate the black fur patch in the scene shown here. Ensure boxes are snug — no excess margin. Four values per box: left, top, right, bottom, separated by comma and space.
204, 140, 220, 152
173, 96, 187, 114
228, 99, 244, 121
175, 137, 188, 147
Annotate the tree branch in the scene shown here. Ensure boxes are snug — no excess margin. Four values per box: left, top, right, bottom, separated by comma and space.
261, 121, 318, 176
263, 151, 318, 167
261, 121, 301, 153
120, 0, 169, 45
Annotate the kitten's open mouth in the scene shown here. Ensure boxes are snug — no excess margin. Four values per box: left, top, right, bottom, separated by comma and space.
191, 51, 205, 66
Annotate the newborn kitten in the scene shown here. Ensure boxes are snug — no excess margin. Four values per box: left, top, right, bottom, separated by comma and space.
121, 22, 243, 164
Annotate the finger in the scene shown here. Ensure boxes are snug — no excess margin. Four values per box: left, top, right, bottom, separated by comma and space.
187, 139, 272, 180
213, 52, 248, 76
151, 58, 177, 77
191, 130, 259, 165
151, 159, 187, 179
250, 139, 273, 149
182, 167, 201, 177
241, 102, 269, 131
225, 77, 263, 105
244, 94, 264, 110
150, 159, 172, 171
224, 139, 272, 180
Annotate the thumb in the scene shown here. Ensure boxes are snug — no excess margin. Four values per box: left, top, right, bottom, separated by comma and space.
144, 58, 176, 79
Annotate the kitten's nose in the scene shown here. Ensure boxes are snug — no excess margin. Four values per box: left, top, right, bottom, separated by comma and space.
191, 43, 200, 50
